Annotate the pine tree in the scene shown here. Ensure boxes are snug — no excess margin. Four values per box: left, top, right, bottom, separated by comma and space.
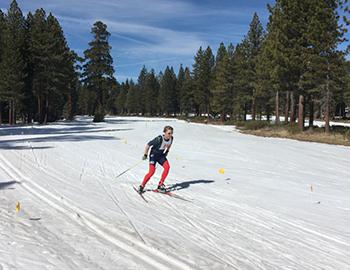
0, 0, 27, 125
137, 66, 147, 115
345, 61, 350, 108
105, 78, 119, 115
300, 0, 349, 132
246, 13, 264, 120
46, 14, 77, 122
28, 9, 50, 123
158, 66, 177, 115
126, 79, 138, 114
0, 10, 5, 124
82, 21, 115, 122
116, 80, 128, 114
232, 41, 251, 120
144, 69, 159, 115
255, 39, 275, 123
193, 46, 214, 116
211, 43, 232, 122
176, 64, 185, 115
181, 67, 195, 115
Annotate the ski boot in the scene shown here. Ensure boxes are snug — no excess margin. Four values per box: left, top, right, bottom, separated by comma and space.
138, 185, 145, 194
157, 184, 167, 193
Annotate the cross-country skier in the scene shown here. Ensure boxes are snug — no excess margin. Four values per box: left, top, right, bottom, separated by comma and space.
138, 126, 174, 193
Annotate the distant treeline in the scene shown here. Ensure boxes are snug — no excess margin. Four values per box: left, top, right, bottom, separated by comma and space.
1, 0, 349, 132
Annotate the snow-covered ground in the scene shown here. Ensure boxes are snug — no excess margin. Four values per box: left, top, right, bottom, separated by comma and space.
1, 116, 349, 270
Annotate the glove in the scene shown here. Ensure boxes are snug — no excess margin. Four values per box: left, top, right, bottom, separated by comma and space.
142, 154, 148, 160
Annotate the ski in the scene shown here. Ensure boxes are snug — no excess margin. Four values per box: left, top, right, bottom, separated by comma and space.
132, 185, 148, 203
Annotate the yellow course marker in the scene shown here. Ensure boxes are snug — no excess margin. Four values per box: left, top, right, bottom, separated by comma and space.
16, 202, 21, 213
219, 168, 225, 174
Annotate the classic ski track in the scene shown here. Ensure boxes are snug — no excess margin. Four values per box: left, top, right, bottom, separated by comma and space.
207, 194, 350, 250
158, 195, 240, 269
197, 194, 350, 269
127, 169, 242, 269
0, 153, 193, 270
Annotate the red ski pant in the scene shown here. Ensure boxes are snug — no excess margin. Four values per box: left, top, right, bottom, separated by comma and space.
141, 160, 170, 187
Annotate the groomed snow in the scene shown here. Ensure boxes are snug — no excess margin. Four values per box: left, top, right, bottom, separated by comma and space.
1, 116, 349, 270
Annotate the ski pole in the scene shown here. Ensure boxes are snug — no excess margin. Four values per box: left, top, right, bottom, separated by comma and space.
115, 160, 143, 179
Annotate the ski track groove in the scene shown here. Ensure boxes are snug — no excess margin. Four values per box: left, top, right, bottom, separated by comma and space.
197, 194, 350, 269
96, 162, 147, 245
0, 152, 193, 270
158, 194, 240, 269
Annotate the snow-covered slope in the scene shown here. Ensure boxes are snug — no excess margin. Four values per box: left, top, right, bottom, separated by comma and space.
1, 116, 349, 270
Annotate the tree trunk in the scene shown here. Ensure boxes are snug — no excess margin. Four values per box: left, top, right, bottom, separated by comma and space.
68, 94, 73, 120
290, 91, 295, 123
252, 96, 256, 121
309, 97, 314, 129
285, 91, 290, 124
44, 95, 49, 125
12, 100, 16, 125
9, 100, 12, 125
325, 86, 330, 134
324, 63, 330, 134
325, 101, 330, 134
221, 111, 225, 122
275, 91, 280, 125
243, 104, 247, 121
0, 102, 2, 125
298, 95, 304, 131
266, 104, 271, 122
38, 96, 42, 124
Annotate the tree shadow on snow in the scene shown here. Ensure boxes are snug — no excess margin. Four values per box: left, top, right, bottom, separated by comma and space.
0, 181, 20, 190
0, 134, 120, 150
168, 179, 215, 191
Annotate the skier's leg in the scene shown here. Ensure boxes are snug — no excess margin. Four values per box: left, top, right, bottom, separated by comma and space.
158, 160, 170, 187
141, 164, 156, 187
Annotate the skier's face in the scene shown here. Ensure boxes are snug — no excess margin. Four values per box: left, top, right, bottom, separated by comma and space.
164, 130, 173, 140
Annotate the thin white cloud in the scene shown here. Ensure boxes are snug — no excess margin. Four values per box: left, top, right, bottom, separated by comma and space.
117, 57, 179, 68
57, 15, 206, 57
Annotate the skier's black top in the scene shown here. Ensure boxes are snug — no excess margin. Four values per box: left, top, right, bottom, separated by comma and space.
148, 135, 173, 156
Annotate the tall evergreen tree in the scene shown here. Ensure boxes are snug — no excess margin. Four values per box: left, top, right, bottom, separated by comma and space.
232, 41, 251, 120
126, 79, 138, 114
137, 66, 147, 115
46, 14, 77, 122
246, 13, 264, 120
28, 9, 50, 123
82, 21, 115, 122
116, 80, 128, 114
144, 69, 159, 115
0, 10, 5, 124
176, 64, 185, 114
193, 46, 214, 116
158, 66, 177, 115
211, 43, 232, 121
300, 0, 349, 132
0, 0, 26, 125
181, 67, 195, 115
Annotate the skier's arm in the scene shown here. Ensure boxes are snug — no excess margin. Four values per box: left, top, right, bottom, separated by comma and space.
144, 144, 150, 156
165, 137, 173, 155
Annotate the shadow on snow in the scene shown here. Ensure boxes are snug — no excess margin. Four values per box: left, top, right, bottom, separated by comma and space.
168, 179, 215, 191
0, 180, 20, 190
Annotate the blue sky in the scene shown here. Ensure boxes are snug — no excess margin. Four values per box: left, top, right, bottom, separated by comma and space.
0, 0, 348, 82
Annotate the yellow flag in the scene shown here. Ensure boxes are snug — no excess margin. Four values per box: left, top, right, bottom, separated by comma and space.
219, 168, 225, 174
